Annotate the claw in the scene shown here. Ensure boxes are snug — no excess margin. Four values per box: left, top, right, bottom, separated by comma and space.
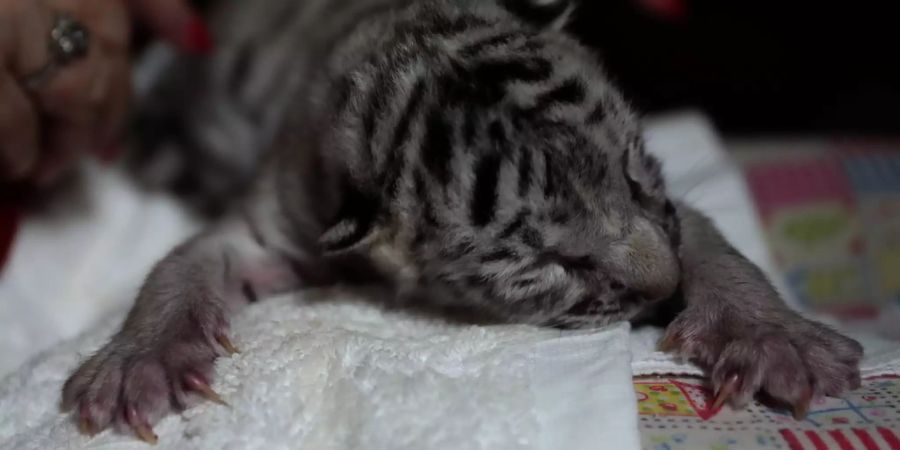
132, 423, 158, 445
712, 373, 740, 410
792, 389, 813, 421
657, 334, 680, 353
183, 372, 228, 406
216, 334, 240, 355
78, 417, 96, 437
125, 405, 158, 445
849, 373, 862, 391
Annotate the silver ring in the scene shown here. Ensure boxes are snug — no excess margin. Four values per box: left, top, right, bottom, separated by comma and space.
23, 13, 90, 91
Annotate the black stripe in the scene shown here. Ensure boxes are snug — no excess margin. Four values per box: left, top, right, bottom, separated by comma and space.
530, 78, 586, 113
463, 105, 479, 147
362, 73, 391, 150
440, 239, 477, 259
586, 100, 607, 124
465, 273, 492, 288
472, 57, 553, 85
395, 12, 491, 41
471, 152, 503, 226
382, 80, 426, 199
227, 42, 254, 95
332, 75, 356, 115
458, 31, 528, 57
521, 226, 543, 249
550, 209, 571, 224
422, 110, 455, 185
564, 295, 596, 316
413, 170, 438, 226
664, 200, 677, 218
512, 278, 539, 290
438, 57, 553, 107
622, 147, 643, 202
388, 80, 426, 153
543, 151, 555, 195
481, 247, 519, 262
245, 215, 266, 248
364, 49, 421, 151
382, 145, 407, 202
500, 210, 529, 238
242, 281, 259, 303
431, 14, 492, 36
517, 146, 532, 197
489, 120, 506, 148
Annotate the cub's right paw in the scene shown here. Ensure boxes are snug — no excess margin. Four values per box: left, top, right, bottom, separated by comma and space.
660, 308, 863, 418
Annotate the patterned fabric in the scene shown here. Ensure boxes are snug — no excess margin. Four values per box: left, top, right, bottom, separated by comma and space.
743, 148, 900, 320
637, 375, 900, 450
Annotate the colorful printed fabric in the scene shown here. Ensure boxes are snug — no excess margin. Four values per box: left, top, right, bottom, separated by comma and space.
743, 148, 900, 319
637, 375, 900, 450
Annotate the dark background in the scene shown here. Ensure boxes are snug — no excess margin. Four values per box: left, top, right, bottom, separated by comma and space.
177, 0, 900, 135
569, 0, 899, 135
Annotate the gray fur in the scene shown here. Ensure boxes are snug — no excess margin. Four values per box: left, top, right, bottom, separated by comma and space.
65, 0, 861, 437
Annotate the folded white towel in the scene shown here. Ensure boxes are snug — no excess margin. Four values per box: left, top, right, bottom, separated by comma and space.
0, 294, 639, 450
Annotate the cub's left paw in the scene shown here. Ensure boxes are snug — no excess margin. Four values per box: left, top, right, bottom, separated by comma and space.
660, 310, 863, 418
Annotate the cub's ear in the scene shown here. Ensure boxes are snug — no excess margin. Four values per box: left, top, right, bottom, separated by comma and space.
318, 178, 382, 254
623, 138, 666, 206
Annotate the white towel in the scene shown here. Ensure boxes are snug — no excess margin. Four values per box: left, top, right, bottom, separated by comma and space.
0, 294, 639, 450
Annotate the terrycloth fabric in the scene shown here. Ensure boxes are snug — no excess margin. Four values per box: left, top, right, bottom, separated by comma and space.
0, 295, 639, 450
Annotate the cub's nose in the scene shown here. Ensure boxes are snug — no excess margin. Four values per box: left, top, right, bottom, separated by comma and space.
604, 218, 680, 300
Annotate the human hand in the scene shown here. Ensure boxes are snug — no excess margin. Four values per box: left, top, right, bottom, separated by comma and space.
0, 0, 207, 186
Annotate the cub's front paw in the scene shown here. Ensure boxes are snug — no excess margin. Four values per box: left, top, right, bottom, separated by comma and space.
61, 314, 238, 443
660, 309, 863, 418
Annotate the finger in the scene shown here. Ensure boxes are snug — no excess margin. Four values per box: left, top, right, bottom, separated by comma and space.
37, 43, 112, 127
32, 119, 93, 186
38, 0, 130, 115
91, 55, 130, 160
59, 0, 131, 50
128, 0, 212, 54
0, 0, 54, 75
0, 73, 40, 180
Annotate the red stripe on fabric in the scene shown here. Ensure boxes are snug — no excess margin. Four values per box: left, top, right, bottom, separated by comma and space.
804, 430, 828, 450
780, 429, 805, 450
828, 430, 855, 450
878, 427, 900, 450
853, 428, 880, 450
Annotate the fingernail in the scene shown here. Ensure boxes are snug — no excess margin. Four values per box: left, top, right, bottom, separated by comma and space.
180, 16, 214, 55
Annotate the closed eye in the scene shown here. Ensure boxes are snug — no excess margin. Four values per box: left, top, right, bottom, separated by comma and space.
535, 250, 597, 273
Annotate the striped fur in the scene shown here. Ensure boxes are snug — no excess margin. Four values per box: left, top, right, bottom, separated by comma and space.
134, 0, 681, 328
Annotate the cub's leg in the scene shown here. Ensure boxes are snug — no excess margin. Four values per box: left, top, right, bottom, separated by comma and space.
661, 204, 863, 418
61, 191, 317, 442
